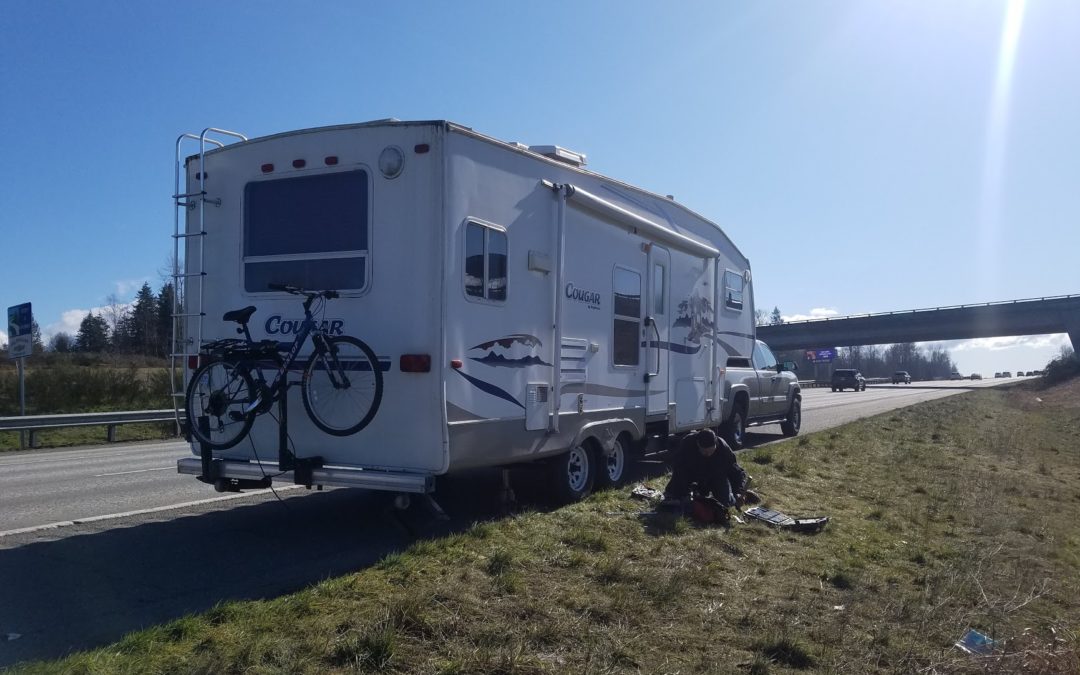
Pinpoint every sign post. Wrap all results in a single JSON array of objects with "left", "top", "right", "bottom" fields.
[{"left": 7, "top": 302, "right": 33, "bottom": 450}]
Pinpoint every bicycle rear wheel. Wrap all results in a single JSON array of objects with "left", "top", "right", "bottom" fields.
[
  {"left": 302, "top": 335, "right": 383, "bottom": 436},
  {"left": 185, "top": 359, "right": 256, "bottom": 450}
]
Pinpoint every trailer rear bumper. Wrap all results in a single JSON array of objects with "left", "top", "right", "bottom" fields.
[{"left": 177, "top": 457, "right": 434, "bottom": 493}]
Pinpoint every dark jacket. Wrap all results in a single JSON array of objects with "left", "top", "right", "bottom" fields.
[{"left": 664, "top": 431, "right": 747, "bottom": 505}]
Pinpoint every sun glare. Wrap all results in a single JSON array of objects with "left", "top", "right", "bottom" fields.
[{"left": 977, "top": 0, "right": 1026, "bottom": 293}]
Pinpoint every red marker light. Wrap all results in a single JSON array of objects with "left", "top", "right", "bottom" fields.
[
  {"left": 450, "top": 359, "right": 463, "bottom": 369},
  {"left": 292, "top": 159, "right": 306, "bottom": 168},
  {"left": 324, "top": 156, "right": 339, "bottom": 166},
  {"left": 400, "top": 354, "right": 432, "bottom": 372},
  {"left": 414, "top": 144, "right": 430, "bottom": 154},
  {"left": 187, "top": 355, "right": 201, "bottom": 370},
  {"left": 261, "top": 163, "right": 274, "bottom": 173}
]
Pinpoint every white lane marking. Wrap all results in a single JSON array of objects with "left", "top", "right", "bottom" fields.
[
  {"left": 0, "top": 443, "right": 190, "bottom": 468},
  {"left": 0, "top": 485, "right": 304, "bottom": 539},
  {"left": 94, "top": 467, "right": 174, "bottom": 477}
]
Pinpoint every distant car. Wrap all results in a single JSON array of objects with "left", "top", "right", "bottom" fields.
[
  {"left": 1002, "top": 371, "right": 1012, "bottom": 378},
  {"left": 892, "top": 370, "right": 911, "bottom": 384},
  {"left": 970, "top": 373, "right": 982, "bottom": 380},
  {"left": 994, "top": 372, "right": 1002, "bottom": 378},
  {"left": 1026, "top": 371, "right": 1035, "bottom": 376},
  {"left": 832, "top": 369, "right": 866, "bottom": 392},
  {"left": 949, "top": 372, "right": 963, "bottom": 380}
]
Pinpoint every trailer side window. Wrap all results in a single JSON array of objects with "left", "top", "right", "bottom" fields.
[
  {"left": 243, "top": 170, "right": 369, "bottom": 292},
  {"left": 724, "top": 270, "right": 744, "bottom": 311},
  {"left": 613, "top": 267, "right": 641, "bottom": 367},
  {"left": 464, "top": 221, "right": 507, "bottom": 302},
  {"left": 653, "top": 263, "right": 665, "bottom": 315}
]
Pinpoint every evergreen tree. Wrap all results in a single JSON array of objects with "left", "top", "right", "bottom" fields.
[
  {"left": 769, "top": 307, "right": 784, "bottom": 325},
  {"left": 31, "top": 319, "right": 45, "bottom": 354},
  {"left": 49, "top": 332, "right": 75, "bottom": 353},
  {"left": 76, "top": 312, "right": 110, "bottom": 352},
  {"left": 157, "top": 282, "right": 176, "bottom": 358},
  {"left": 128, "top": 282, "right": 158, "bottom": 356}
]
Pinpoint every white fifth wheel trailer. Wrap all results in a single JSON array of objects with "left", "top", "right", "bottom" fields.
[{"left": 173, "top": 120, "right": 763, "bottom": 501}]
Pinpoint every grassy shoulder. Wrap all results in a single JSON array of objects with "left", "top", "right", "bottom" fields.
[{"left": 13, "top": 381, "right": 1080, "bottom": 674}]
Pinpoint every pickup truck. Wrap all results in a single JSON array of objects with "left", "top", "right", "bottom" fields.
[{"left": 718, "top": 340, "right": 801, "bottom": 450}]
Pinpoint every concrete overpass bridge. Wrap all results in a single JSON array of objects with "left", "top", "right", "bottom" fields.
[{"left": 756, "top": 294, "right": 1080, "bottom": 352}]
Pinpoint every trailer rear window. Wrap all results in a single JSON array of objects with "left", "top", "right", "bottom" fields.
[
  {"left": 724, "top": 270, "right": 744, "bottom": 311},
  {"left": 464, "top": 221, "right": 507, "bottom": 302},
  {"left": 243, "top": 170, "right": 369, "bottom": 292}
]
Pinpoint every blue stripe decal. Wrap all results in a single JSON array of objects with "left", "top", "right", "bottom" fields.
[{"left": 452, "top": 369, "right": 525, "bottom": 409}]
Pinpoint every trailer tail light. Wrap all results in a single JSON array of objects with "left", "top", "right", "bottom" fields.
[
  {"left": 261, "top": 163, "right": 274, "bottom": 173},
  {"left": 400, "top": 354, "right": 431, "bottom": 373},
  {"left": 450, "top": 359, "right": 463, "bottom": 369},
  {"left": 188, "top": 355, "right": 201, "bottom": 370},
  {"left": 324, "top": 155, "right": 339, "bottom": 166},
  {"left": 292, "top": 159, "right": 306, "bottom": 168}
]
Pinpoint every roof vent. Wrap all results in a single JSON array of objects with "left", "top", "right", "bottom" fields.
[{"left": 528, "top": 144, "right": 587, "bottom": 168}]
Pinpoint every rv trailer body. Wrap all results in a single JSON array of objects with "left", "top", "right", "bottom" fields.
[{"left": 174, "top": 121, "right": 755, "bottom": 495}]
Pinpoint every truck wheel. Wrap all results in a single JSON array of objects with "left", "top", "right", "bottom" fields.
[
  {"left": 547, "top": 443, "right": 596, "bottom": 504},
  {"left": 722, "top": 408, "right": 746, "bottom": 451},
  {"left": 781, "top": 397, "right": 801, "bottom": 437},
  {"left": 595, "top": 433, "right": 630, "bottom": 489}
]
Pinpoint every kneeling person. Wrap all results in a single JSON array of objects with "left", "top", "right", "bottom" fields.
[{"left": 664, "top": 429, "right": 747, "bottom": 522}]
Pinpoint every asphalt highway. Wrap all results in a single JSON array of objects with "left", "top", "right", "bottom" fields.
[{"left": 0, "top": 376, "right": 1025, "bottom": 666}]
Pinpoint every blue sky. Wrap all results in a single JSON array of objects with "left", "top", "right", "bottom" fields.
[{"left": 1, "top": 0, "right": 1076, "bottom": 374}]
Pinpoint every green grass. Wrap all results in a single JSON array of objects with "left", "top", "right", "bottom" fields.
[{"left": 10, "top": 381, "right": 1080, "bottom": 674}]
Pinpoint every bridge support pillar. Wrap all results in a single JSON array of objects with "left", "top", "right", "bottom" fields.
[{"left": 1066, "top": 319, "right": 1080, "bottom": 355}]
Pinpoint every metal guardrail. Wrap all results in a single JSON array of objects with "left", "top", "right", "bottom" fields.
[{"left": 0, "top": 410, "right": 177, "bottom": 448}]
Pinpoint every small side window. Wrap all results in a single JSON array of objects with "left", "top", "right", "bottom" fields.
[
  {"left": 464, "top": 221, "right": 507, "bottom": 302},
  {"left": 653, "top": 263, "right": 665, "bottom": 315},
  {"left": 724, "top": 270, "right": 744, "bottom": 311},
  {"left": 613, "top": 266, "right": 641, "bottom": 367}
]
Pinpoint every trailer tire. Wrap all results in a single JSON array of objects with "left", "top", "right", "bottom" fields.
[
  {"left": 548, "top": 442, "right": 596, "bottom": 504},
  {"left": 722, "top": 406, "right": 746, "bottom": 451},
  {"left": 780, "top": 396, "right": 801, "bottom": 437},
  {"left": 596, "top": 433, "right": 632, "bottom": 489}
]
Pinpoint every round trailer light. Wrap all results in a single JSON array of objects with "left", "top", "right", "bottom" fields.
[{"left": 378, "top": 146, "right": 404, "bottom": 179}]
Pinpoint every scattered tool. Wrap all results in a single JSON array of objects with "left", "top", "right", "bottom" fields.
[{"left": 743, "top": 506, "right": 829, "bottom": 532}]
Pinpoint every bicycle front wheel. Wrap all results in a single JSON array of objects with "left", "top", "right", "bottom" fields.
[
  {"left": 185, "top": 359, "right": 257, "bottom": 450},
  {"left": 302, "top": 336, "right": 384, "bottom": 436}
]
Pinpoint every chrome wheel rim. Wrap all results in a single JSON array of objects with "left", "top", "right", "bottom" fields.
[
  {"left": 606, "top": 439, "right": 625, "bottom": 483},
  {"left": 567, "top": 446, "right": 590, "bottom": 493}
]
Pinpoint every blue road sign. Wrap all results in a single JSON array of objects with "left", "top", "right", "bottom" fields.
[{"left": 7, "top": 303, "right": 32, "bottom": 359}]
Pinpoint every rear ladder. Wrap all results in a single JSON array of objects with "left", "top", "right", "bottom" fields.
[{"left": 169, "top": 128, "right": 247, "bottom": 429}]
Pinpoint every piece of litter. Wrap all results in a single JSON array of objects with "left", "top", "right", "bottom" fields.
[
  {"left": 744, "top": 506, "right": 829, "bottom": 533},
  {"left": 955, "top": 628, "right": 998, "bottom": 655},
  {"left": 631, "top": 485, "right": 664, "bottom": 501},
  {"left": 6, "top": 633, "right": 20, "bottom": 641},
  {"left": 832, "top": 605, "right": 845, "bottom": 611},
  {"left": 1035, "top": 398, "right": 1043, "bottom": 403},
  {"left": 732, "top": 514, "right": 745, "bottom": 524}
]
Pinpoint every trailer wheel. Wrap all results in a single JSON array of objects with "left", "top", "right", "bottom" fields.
[
  {"left": 722, "top": 406, "right": 746, "bottom": 451},
  {"left": 548, "top": 443, "right": 596, "bottom": 504},
  {"left": 596, "top": 433, "right": 631, "bottom": 489}
]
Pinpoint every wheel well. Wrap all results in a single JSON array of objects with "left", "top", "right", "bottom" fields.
[{"left": 733, "top": 391, "right": 749, "bottom": 415}]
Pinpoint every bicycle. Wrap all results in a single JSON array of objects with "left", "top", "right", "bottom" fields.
[{"left": 184, "top": 284, "right": 383, "bottom": 450}]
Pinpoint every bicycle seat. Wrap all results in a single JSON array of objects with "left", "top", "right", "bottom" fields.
[{"left": 222, "top": 306, "right": 257, "bottom": 324}]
